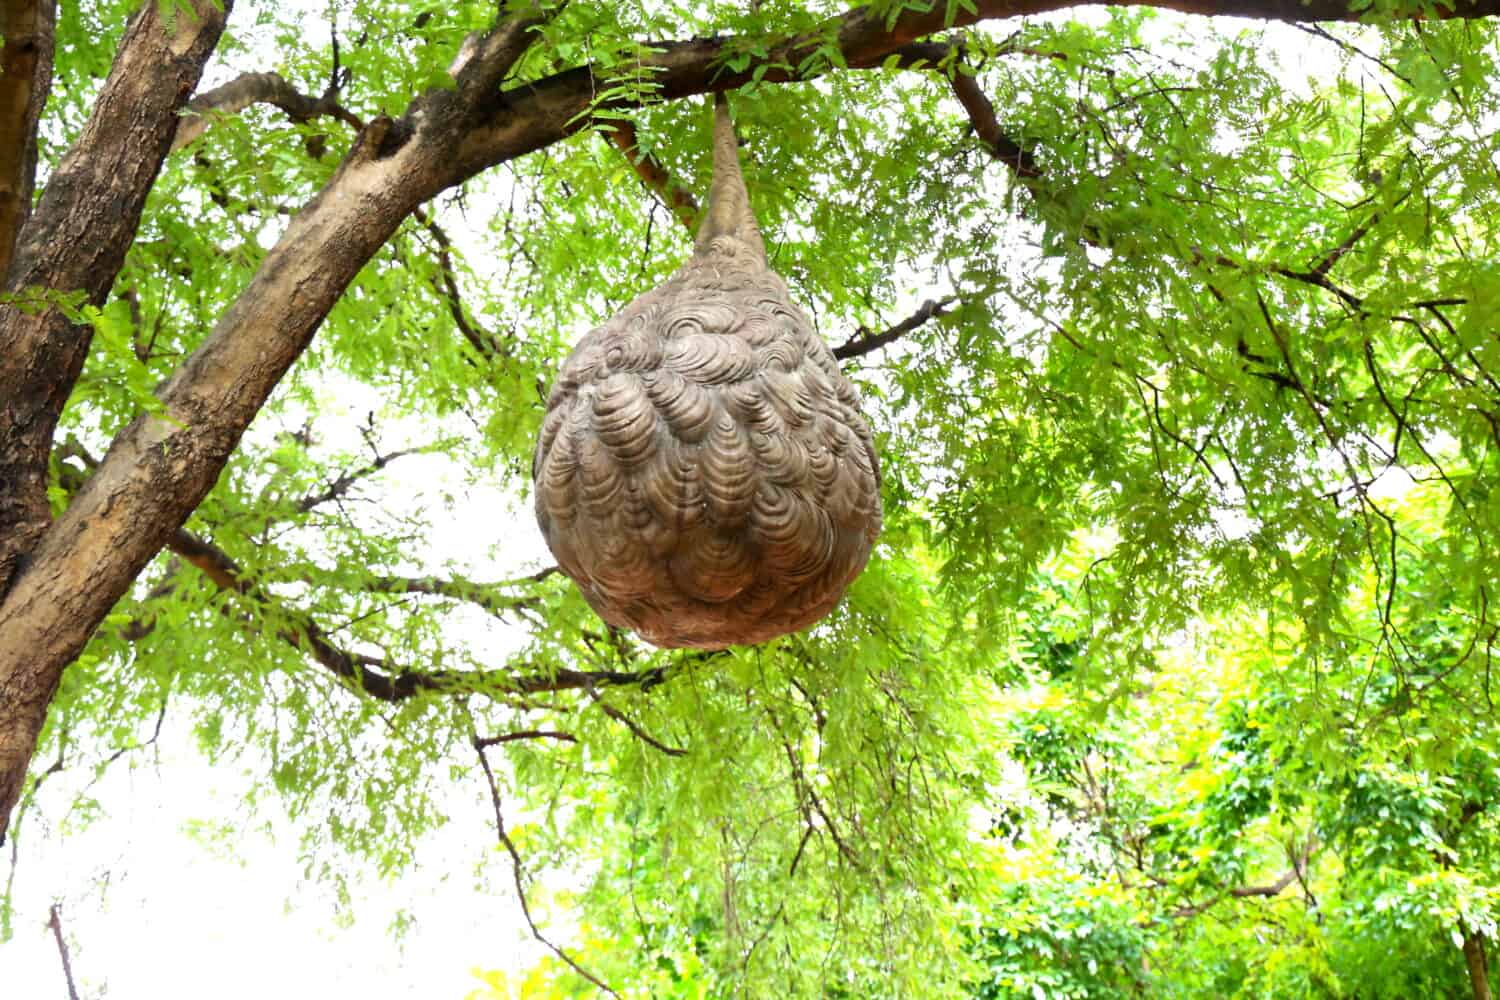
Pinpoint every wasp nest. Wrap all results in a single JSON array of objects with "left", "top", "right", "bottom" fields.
[{"left": 532, "top": 96, "right": 881, "bottom": 649}]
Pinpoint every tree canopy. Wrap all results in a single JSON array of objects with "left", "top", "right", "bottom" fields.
[{"left": 3, "top": 0, "right": 1500, "bottom": 996}]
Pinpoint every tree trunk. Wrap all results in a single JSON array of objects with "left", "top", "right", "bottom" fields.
[
  {"left": 0, "top": 5, "right": 555, "bottom": 841},
  {"left": 1465, "top": 929, "right": 1493, "bottom": 1000},
  {"left": 0, "top": 0, "right": 229, "bottom": 836},
  {"left": 0, "top": 0, "right": 56, "bottom": 280}
]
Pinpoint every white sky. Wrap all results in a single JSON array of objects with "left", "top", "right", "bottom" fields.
[{"left": 4, "top": 735, "right": 545, "bottom": 999}]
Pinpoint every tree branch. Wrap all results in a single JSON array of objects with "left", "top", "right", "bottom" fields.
[
  {"left": 454, "top": 0, "right": 1500, "bottom": 176},
  {"left": 600, "top": 119, "right": 700, "bottom": 231},
  {"left": 116, "top": 560, "right": 182, "bottom": 643},
  {"left": 472, "top": 733, "right": 620, "bottom": 997},
  {"left": 170, "top": 70, "right": 364, "bottom": 153},
  {"left": 474, "top": 729, "right": 577, "bottom": 747},
  {"left": 411, "top": 206, "right": 502, "bottom": 359},
  {"left": 0, "top": 0, "right": 56, "bottom": 280},
  {"left": 0, "top": 0, "right": 232, "bottom": 833},
  {"left": 360, "top": 573, "right": 544, "bottom": 619},
  {"left": 584, "top": 685, "right": 687, "bottom": 757},
  {"left": 292, "top": 442, "right": 437, "bottom": 515},
  {"left": 834, "top": 296, "right": 958, "bottom": 360},
  {"left": 161, "top": 524, "right": 666, "bottom": 704},
  {"left": 0, "top": 0, "right": 229, "bottom": 598},
  {"left": 159, "top": 527, "right": 474, "bottom": 701},
  {"left": 47, "top": 902, "right": 80, "bottom": 1000},
  {"left": 1169, "top": 835, "right": 1321, "bottom": 919},
  {"left": 875, "top": 41, "right": 1041, "bottom": 178},
  {"left": 1465, "top": 929, "right": 1494, "bottom": 1000},
  {"left": 447, "top": 3, "right": 559, "bottom": 106}
]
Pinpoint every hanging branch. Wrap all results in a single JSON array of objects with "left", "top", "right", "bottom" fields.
[
  {"left": 47, "top": 903, "right": 81, "bottom": 1000},
  {"left": 471, "top": 733, "right": 620, "bottom": 997}
]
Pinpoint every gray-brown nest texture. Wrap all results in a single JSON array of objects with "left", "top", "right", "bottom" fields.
[{"left": 533, "top": 97, "right": 881, "bottom": 649}]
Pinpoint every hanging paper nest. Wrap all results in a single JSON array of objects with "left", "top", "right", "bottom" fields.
[{"left": 533, "top": 96, "right": 881, "bottom": 649}]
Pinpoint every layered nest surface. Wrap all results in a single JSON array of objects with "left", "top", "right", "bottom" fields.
[{"left": 532, "top": 98, "right": 881, "bottom": 648}]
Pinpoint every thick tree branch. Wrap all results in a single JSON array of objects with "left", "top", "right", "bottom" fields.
[
  {"left": 447, "top": 3, "right": 558, "bottom": 105},
  {"left": 454, "top": 0, "right": 1500, "bottom": 176},
  {"left": 0, "top": 3, "right": 563, "bottom": 784},
  {"left": 0, "top": 0, "right": 55, "bottom": 280},
  {"left": 1, "top": 0, "right": 228, "bottom": 593},
  {"left": 1464, "top": 929, "right": 1493, "bottom": 1000},
  {"left": 170, "top": 70, "right": 363, "bottom": 153},
  {"left": 0, "top": 0, "right": 230, "bottom": 832},
  {"left": 1169, "top": 869, "right": 1300, "bottom": 918}
]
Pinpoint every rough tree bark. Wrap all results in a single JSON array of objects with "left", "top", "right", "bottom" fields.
[
  {"left": 0, "top": 0, "right": 230, "bottom": 828},
  {"left": 2, "top": 0, "right": 1500, "bottom": 842},
  {"left": 0, "top": 0, "right": 55, "bottom": 280},
  {"left": 0, "top": 0, "right": 229, "bottom": 592},
  {"left": 1465, "top": 929, "right": 1494, "bottom": 1000}
]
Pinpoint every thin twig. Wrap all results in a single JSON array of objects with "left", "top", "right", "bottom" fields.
[
  {"left": 293, "top": 443, "right": 439, "bottom": 514},
  {"left": 584, "top": 686, "right": 687, "bottom": 757},
  {"left": 411, "top": 206, "right": 502, "bottom": 359},
  {"left": 471, "top": 737, "right": 619, "bottom": 997},
  {"left": 833, "top": 296, "right": 958, "bottom": 360},
  {"left": 47, "top": 903, "right": 81, "bottom": 1000},
  {"left": 474, "top": 729, "right": 578, "bottom": 747}
]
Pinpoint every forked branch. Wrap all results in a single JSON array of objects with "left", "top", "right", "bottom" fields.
[{"left": 171, "top": 71, "right": 363, "bottom": 153}]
